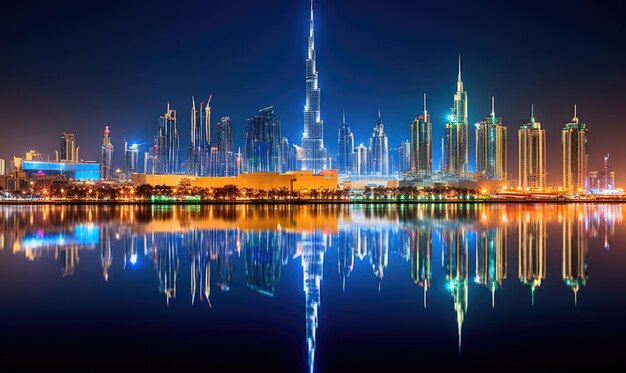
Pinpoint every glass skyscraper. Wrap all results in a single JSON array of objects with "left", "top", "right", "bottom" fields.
[
  {"left": 217, "top": 116, "right": 233, "bottom": 176},
  {"left": 368, "top": 111, "right": 389, "bottom": 176},
  {"left": 410, "top": 93, "right": 432, "bottom": 177},
  {"left": 101, "top": 126, "right": 113, "bottom": 180},
  {"left": 337, "top": 112, "right": 354, "bottom": 174},
  {"left": 476, "top": 97, "right": 507, "bottom": 180},
  {"left": 518, "top": 105, "right": 546, "bottom": 189},
  {"left": 156, "top": 103, "right": 179, "bottom": 174},
  {"left": 244, "top": 107, "right": 282, "bottom": 173},
  {"left": 561, "top": 105, "right": 588, "bottom": 192},
  {"left": 301, "top": 0, "right": 327, "bottom": 174},
  {"left": 443, "top": 56, "right": 469, "bottom": 176}
]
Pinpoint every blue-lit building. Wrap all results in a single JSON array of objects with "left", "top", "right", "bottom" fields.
[{"left": 22, "top": 160, "right": 101, "bottom": 181}]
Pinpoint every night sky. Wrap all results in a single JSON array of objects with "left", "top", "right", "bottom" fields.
[{"left": 1, "top": 0, "right": 625, "bottom": 185}]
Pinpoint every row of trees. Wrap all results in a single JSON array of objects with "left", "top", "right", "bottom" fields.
[{"left": 22, "top": 178, "right": 478, "bottom": 202}]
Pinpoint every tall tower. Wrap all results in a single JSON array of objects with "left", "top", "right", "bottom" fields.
[
  {"left": 368, "top": 110, "right": 389, "bottom": 176},
  {"left": 562, "top": 105, "right": 588, "bottom": 193},
  {"left": 518, "top": 105, "right": 546, "bottom": 189},
  {"left": 301, "top": 0, "right": 327, "bottom": 173},
  {"left": 443, "top": 55, "right": 469, "bottom": 176},
  {"left": 244, "top": 107, "right": 283, "bottom": 173},
  {"left": 217, "top": 116, "right": 233, "bottom": 176},
  {"left": 101, "top": 126, "right": 114, "bottom": 180},
  {"left": 61, "top": 133, "right": 77, "bottom": 163},
  {"left": 337, "top": 111, "right": 354, "bottom": 174},
  {"left": 410, "top": 93, "right": 432, "bottom": 177},
  {"left": 476, "top": 97, "right": 507, "bottom": 180},
  {"left": 156, "top": 103, "right": 179, "bottom": 174}
]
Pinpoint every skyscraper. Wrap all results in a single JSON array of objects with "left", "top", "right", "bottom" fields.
[
  {"left": 124, "top": 141, "right": 139, "bottom": 179},
  {"left": 562, "top": 105, "right": 588, "bottom": 193},
  {"left": 353, "top": 143, "right": 368, "bottom": 175},
  {"left": 217, "top": 116, "right": 233, "bottom": 176},
  {"left": 61, "top": 133, "right": 77, "bottom": 163},
  {"left": 476, "top": 97, "right": 507, "bottom": 180},
  {"left": 187, "top": 96, "right": 212, "bottom": 176},
  {"left": 598, "top": 154, "right": 615, "bottom": 190},
  {"left": 301, "top": 0, "right": 327, "bottom": 173},
  {"left": 368, "top": 110, "right": 389, "bottom": 176},
  {"left": 390, "top": 140, "right": 410, "bottom": 175},
  {"left": 443, "top": 55, "right": 469, "bottom": 176},
  {"left": 337, "top": 112, "right": 354, "bottom": 174},
  {"left": 0, "top": 159, "right": 5, "bottom": 176},
  {"left": 101, "top": 126, "right": 114, "bottom": 180},
  {"left": 244, "top": 107, "right": 283, "bottom": 173},
  {"left": 410, "top": 93, "right": 432, "bottom": 178},
  {"left": 518, "top": 105, "right": 546, "bottom": 189},
  {"left": 156, "top": 103, "right": 179, "bottom": 174}
]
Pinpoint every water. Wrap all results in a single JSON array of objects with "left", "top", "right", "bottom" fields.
[{"left": 1, "top": 203, "right": 625, "bottom": 370}]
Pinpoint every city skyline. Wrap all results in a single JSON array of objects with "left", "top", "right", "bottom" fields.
[{"left": 1, "top": 1, "right": 625, "bottom": 185}]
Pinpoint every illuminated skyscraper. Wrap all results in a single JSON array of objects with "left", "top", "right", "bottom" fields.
[
  {"left": 156, "top": 103, "right": 179, "bottom": 174},
  {"left": 124, "top": 141, "right": 139, "bottom": 180},
  {"left": 475, "top": 227, "right": 507, "bottom": 307},
  {"left": 518, "top": 105, "right": 546, "bottom": 188},
  {"left": 0, "top": 159, "right": 5, "bottom": 175},
  {"left": 217, "top": 116, "right": 233, "bottom": 176},
  {"left": 61, "top": 133, "right": 77, "bottom": 163},
  {"left": 476, "top": 97, "right": 507, "bottom": 180},
  {"left": 101, "top": 126, "right": 114, "bottom": 180},
  {"left": 518, "top": 208, "right": 546, "bottom": 304},
  {"left": 244, "top": 107, "right": 283, "bottom": 173},
  {"left": 390, "top": 140, "right": 411, "bottom": 175},
  {"left": 301, "top": 0, "right": 327, "bottom": 173},
  {"left": 410, "top": 93, "right": 432, "bottom": 177},
  {"left": 443, "top": 55, "right": 469, "bottom": 176},
  {"left": 562, "top": 105, "right": 588, "bottom": 192},
  {"left": 599, "top": 154, "right": 615, "bottom": 190},
  {"left": 562, "top": 205, "right": 587, "bottom": 305},
  {"left": 337, "top": 112, "right": 354, "bottom": 174},
  {"left": 353, "top": 143, "right": 368, "bottom": 175},
  {"left": 368, "top": 110, "right": 389, "bottom": 176}
]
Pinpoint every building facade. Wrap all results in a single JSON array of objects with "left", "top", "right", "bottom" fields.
[
  {"left": 125, "top": 141, "right": 139, "bottom": 179},
  {"left": 368, "top": 111, "right": 389, "bottom": 176},
  {"left": 301, "top": 0, "right": 327, "bottom": 173},
  {"left": 410, "top": 93, "right": 432, "bottom": 177},
  {"left": 353, "top": 144, "right": 368, "bottom": 175},
  {"left": 245, "top": 107, "right": 282, "bottom": 173},
  {"left": 443, "top": 56, "right": 469, "bottom": 176},
  {"left": 156, "top": 103, "right": 179, "bottom": 174},
  {"left": 337, "top": 112, "right": 354, "bottom": 174},
  {"left": 101, "top": 126, "right": 114, "bottom": 180},
  {"left": 61, "top": 133, "right": 77, "bottom": 163},
  {"left": 217, "top": 116, "right": 233, "bottom": 176},
  {"left": 390, "top": 140, "right": 411, "bottom": 176},
  {"left": 476, "top": 97, "right": 507, "bottom": 180},
  {"left": 561, "top": 105, "right": 588, "bottom": 192},
  {"left": 518, "top": 105, "right": 546, "bottom": 189}
]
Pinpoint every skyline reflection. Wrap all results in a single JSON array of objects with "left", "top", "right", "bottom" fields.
[{"left": 0, "top": 203, "right": 623, "bottom": 372}]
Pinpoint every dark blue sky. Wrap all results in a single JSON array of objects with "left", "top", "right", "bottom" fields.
[{"left": 1, "top": 0, "right": 625, "bottom": 184}]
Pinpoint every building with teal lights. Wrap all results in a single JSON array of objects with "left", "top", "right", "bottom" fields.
[{"left": 22, "top": 160, "right": 101, "bottom": 181}]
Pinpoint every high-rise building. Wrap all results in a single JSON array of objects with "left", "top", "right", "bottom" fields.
[
  {"left": 368, "top": 110, "right": 389, "bottom": 176},
  {"left": 562, "top": 105, "right": 588, "bottom": 193},
  {"left": 124, "top": 141, "right": 139, "bottom": 179},
  {"left": 518, "top": 105, "right": 546, "bottom": 189},
  {"left": 101, "top": 126, "right": 114, "bottom": 180},
  {"left": 61, "top": 133, "right": 77, "bottom": 163},
  {"left": 282, "top": 138, "right": 298, "bottom": 173},
  {"left": 301, "top": 0, "right": 327, "bottom": 174},
  {"left": 337, "top": 112, "right": 354, "bottom": 174},
  {"left": 155, "top": 103, "right": 179, "bottom": 174},
  {"left": 599, "top": 154, "right": 615, "bottom": 190},
  {"left": 476, "top": 97, "right": 507, "bottom": 180},
  {"left": 353, "top": 144, "right": 368, "bottom": 175},
  {"left": 390, "top": 140, "right": 411, "bottom": 175},
  {"left": 0, "top": 159, "right": 5, "bottom": 176},
  {"left": 410, "top": 93, "right": 432, "bottom": 178},
  {"left": 443, "top": 55, "right": 469, "bottom": 176},
  {"left": 186, "top": 96, "right": 212, "bottom": 176},
  {"left": 244, "top": 107, "right": 283, "bottom": 173},
  {"left": 217, "top": 116, "right": 233, "bottom": 176}
]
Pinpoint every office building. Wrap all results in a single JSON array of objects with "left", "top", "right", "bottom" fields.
[
  {"left": 561, "top": 105, "right": 588, "bottom": 192},
  {"left": 125, "top": 141, "right": 139, "bottom": 179},
  {"left": 476, "top": 97, "right": 507, "bottom": 180},
  {"left": 244, "top": 107, "right": 283, "bottom": 173},
  {"left": 518, "top": 105, "right": 546, "bottom": 189},
  {"left": 217, "top": 116, "right": 233, "bottom": 176},
  {"left": 101, "top": 126, "right": 114, "bottom": 180},
  {"left": 337, "top": 112, "right": 354, "bottom": 174},
  {"left": 155, "top": 103, "right": 179, "bottom": 174},
  {"left": 443, "top": 55, "right": 469, "bottom": 176},
  {"left": 368, "top": 110, "right": 389, "bottom": 176},
  {"left": 61, "top": 133, "right": 77, "bottom": 163},
  {"left": 410, "top": 93, "right": 432, "bottom": 177}
]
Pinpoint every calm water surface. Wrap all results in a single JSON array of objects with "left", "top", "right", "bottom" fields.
[{"left": 1, "top": 203, "right": 625, "bottom": 371}]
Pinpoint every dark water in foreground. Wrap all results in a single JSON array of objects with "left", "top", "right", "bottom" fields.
[{"left": 1, "top": 203, "right": 625, "bottom": 371}]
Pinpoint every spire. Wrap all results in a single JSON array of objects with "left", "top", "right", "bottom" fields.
[
  {"left": 378, "top": 108, "right": 381, "bottom": 123},
  {"left": 572, "top": 104, "right": 578, "bottom": 123},
  {"left": 192, "top": 96, "right": 196, "bottom": 110},
  {"left": 530, "top": 104, "right": 535, "bottom": 123},
  {"left": 458, "top": 53, "right": 462, "bottom": 82},
  {"left": 309, "top": 0, "right": 315, "bottom": 38},
  {"left": 456, "top": 53, "right": 464, "bottom": 93},
  {"left": 342, "top": 110, "right": 346, "bottom": 126},
  {"left": 491, "top": 96, "right": 495, "bottom": 118},
  {"left": 423, "top": 93, "right": 428, "bottom": 119}
]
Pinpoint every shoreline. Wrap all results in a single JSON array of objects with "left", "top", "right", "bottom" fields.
[{"left": 1, "top": 199, "right": 626, "bottom": 205}]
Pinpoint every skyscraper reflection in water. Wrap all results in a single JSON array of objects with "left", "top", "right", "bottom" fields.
[
  {"left": 3, "top": 204, "right": 626, "bottom": 372},
  {"left": 562, "top": 205, "right": 588, "bottom": 305},
  {"left": 518, "top": 208, "right": 546, "bottom": 305}
]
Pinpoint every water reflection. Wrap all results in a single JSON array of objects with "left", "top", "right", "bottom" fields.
[{"left": 0, "top": 203, "right": 624, "bottom": 372}]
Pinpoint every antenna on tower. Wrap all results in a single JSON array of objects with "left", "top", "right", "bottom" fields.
[
  {"left": 530, "top": 104, "right": 535, "bottom": 122},
  {"left": 491, "top": 96, "right": 495, "bottom": 118},
  {"left": 423, "top": 93, "right": 427, "bottom": 118},
  {"left": 573, "top": 104, "right": 578, "bottom": 123}
]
